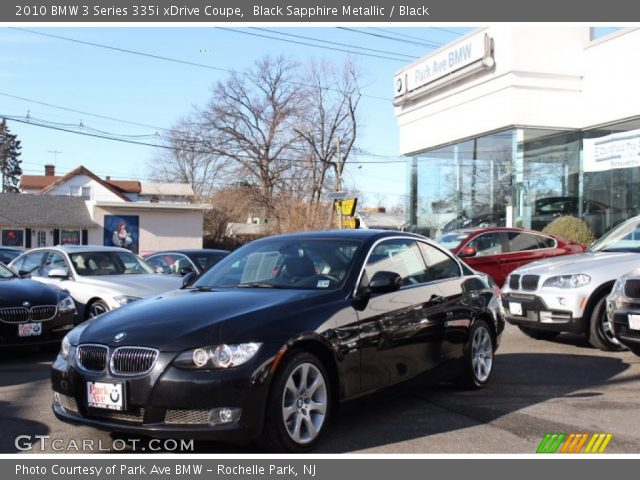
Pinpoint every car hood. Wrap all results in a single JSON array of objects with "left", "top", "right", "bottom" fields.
[
  {"left": 0, "top": 278, "right": 60, "bottom": 307},
  {"left": 76, "top": 287, "right": 337, "bottom": 351},
  {"left": 513, "top": 251, "right": 640, "bottom": 278},
  {"left": 75, "top": 274, "right": 181, "bottom": 298}
]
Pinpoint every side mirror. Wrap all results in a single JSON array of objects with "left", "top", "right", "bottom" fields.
[
  {"left": 368, "top": 271, "right": 402, "bottom": 294},
  {"left": 179, "top": 266, "right": 194, "bottom": 276},
  {"left": 48, "top": 268, "right": 69, "bottom": 279},
  {"left": 18, "top": 270, "right": 32, "bottom": 279},
  {"left": 182, "top": 271, "right": 197, "bottom": 289},
  {"left": 458, "top": 246, "right": 477, "bottom": 258}
]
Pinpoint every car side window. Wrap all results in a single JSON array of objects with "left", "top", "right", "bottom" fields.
[
  {"left": 364, "top": 239, "right": 429, "bottom": 287},
  {"left": 418, "top": 242, "right": 461, "bottom": 280},
  {"left": 467, "top": 232, "right": 503, "bottom": 257},
  {"left": 16, "top": 251, "right": 47, "bottom": 275},
  {"left": 507, "top": 232, "right": 541, "bottom": 252},
  {"left": 41, "top": 252, "right": 69, "bottom": 277},
  {"left": 147, "top": 255, "right": 172, "bottom": 274},
  {"left": 536, "top": 235, "right": 555, "bottom": 249}
]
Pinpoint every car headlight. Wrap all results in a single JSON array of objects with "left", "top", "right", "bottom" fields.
[
  {"left": 542, "top": 274, "right": 591, "bottom": 289},
  {"left": 57, "top": 294, "right": 76, "bottom": 314},
  {"left": 60, "top": 334, "right": 71, "bottom": 360},
  {"left": 173, "top": 343, "right": 262, "bottom": 369},
  {"left": 113, "top": 295, "right": 142, "bottom": 306}
]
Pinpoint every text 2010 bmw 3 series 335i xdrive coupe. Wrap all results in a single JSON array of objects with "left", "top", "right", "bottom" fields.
[{"left": 51, "top": 230, "right": 504, "bottom": 452}]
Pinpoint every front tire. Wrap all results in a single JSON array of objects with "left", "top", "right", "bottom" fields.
[
  {"left": 518, "top": 325, "right": 561, "bottom": 340},
  {"left": 588, "top": 296, "right": 625, "bottom": 351},
  {"left": 457, "top": 319, "right": 495, "bottom": 389},
  {"left": 258, "top": 351, "right": 331, "bottom": 452},
  {"left": 86, "top": 299, "right": 109, "bottom": 319}
]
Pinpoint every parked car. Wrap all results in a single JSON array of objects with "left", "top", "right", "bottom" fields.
[
  {"left": 607, "top": 269, "right": 640, "bottom": 357},
  {"left": 437, "top": 227, "right": 584, "bottom": 287},
  {"left": 51, "top": 230, "right": 504, "bottom": 452},
  {"left": 442, "top": 212, "right": 507, "bottom": 233},
  {"left": 9, "top": 246, "right": 181, "bottom": 321},
  {"left": 0, "top": 247, "right": 22, "bottom": 265},
  {"left": 502, "top": 215, "right": 640, "bottom": 350},
  {"left": 144, "top": 249, "right": 230, "bottom": 276},
  {"left": 0, "top": 261, "right": 76, "bottom": 348}
]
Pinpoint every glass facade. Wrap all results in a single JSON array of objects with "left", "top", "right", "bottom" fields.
[{"left": 408, "top": 117, "right": 640, "bottom": 238}]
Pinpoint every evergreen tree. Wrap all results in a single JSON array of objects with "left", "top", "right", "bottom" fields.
[{"left": 0, "top": 119, "right": 23, "bottom": 193}]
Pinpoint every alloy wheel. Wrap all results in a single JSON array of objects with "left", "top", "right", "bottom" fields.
[
  {"left": 88, "top": 301, "right": 108, "bottom": 318},
  {"left": 471, "top": 326, "right": 493, "bottom": 383},
  {"left": 281, "top": 362, "right": 328, "bottom": 445}
]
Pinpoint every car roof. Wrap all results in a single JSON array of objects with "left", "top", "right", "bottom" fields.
[
  {"left": 443, "top": 226, "right": 554, "bottom": 237},
  {"left": 27, "top": 245, "right": 133, "bottom": 254},
  {"left": 251, "top": 229, "right": 427, "bottom": 242},
  {"left": 148, "top": 249, "right": 230, "bottom": 255}
]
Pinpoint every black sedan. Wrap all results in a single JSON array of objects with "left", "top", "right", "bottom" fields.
[
  {"left": 51, "top": 230, "right": 504, "bottom": 452},
  {"left": 144, "top": 249, "right": 230, "bottom": 276},
  {"left": 0, "top": 261, "right": 76, "bottom": 347}
]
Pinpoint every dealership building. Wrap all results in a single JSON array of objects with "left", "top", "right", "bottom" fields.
[{"left": 394, "top": 27, "right": 640, "bottom": 237}]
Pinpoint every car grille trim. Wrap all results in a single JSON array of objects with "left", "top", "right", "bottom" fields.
[
  {"left": 55, "top": 393, "right": 79, "bottom": 413},
  {"left": 89, "top": 408, "right": 145, "bottom": 424},
  {"left": 76, "top": 344, "right": 109, "bottom": 372},
  {"left": 509, "top": 275, "right": 520, "bottom": 290},
  {"left": 0, "top": 305, "right": 58, "bottom": 323},
  {"left": 624, "top": 279, "right": 640, "bottom": 299},
  {"left": 521, "top": 275, "right": 540, "bottom": 291},
  {"left": 164, "top": 409, "right": 211, "bottom": 425},
  {"left": 110, "top": 346, "right": 159, "bottom": 376}
]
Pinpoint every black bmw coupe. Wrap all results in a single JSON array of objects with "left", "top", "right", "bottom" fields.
[
  {"left": 0, "top": 261, "right": 76, "bottom": 347},
  {"left": 51, "top": 230, "right": 504, "bottom": 451}
]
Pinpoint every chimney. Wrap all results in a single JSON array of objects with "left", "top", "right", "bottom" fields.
[
  {"left": 106, "top": 176, "right": 111, "bottom": 181},
  {"left": 378, "top": 206, "right": 386, "bottom": 213},
  {"left": 44, "top": 164, "right": 55, "bottom": 176}
]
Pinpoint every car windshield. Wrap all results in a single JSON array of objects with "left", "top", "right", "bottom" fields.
[
  {"left": 194, "top": 238, "right": 362, "bottom": 290},
  {"left": 189, "top": 252, "right": 228, "bottom": 272},
  {"left": 589, "top": 218, "right": 640, "bottom": 253},
  {"left": 436, "top": 231, "right": 471, "bottom": 250},
  {"left": 0, "top": 262, "right": 16, "bottom": 279},
  {"left": 70, "top": 251, "right": 156, "bottom": 276}
]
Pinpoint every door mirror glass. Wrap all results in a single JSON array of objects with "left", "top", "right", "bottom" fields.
[
  {"left": 368, "top": 271, "right": 402, "bottom": 294},
  {"left": 458, "top": 246, "right": 477, "bottom": 258}
]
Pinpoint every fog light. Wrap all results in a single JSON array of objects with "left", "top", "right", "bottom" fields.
[
  {"left": 558, "top": 297, "right": 567, "bottom": 306},
  {"left": 209, "top": 407, "right": 241, "bottom": 426}
]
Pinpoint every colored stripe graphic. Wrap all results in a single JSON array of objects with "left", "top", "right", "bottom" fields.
[{"left": 537, "top": 433, "right": 613, "bottom": 453}]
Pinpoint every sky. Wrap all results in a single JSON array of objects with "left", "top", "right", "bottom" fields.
[{"left": 0, "top": 26, "right": 470, "bottom": 207}]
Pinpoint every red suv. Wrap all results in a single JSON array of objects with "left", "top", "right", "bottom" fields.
[{"left": 436, "top": 227, "right": 585, "bottom": 287}]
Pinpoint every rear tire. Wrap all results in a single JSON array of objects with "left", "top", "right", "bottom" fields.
[
  {"left": 518, "top": 325, "right": 561, "bottom": 340},
  {"left": 456, "top": 319, "right": 495, "bottom": 390},
  {"left": 588, "top": 296, "right": 625, "bottom": 351},
  {"left": 257, "top": 351, "right": 331, "bottom": 452},
  {"left": 86, "top": 299, "right": 109, "bottom": 319}
]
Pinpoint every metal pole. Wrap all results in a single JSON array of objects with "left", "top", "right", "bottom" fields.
[{"left": 337, "top": 136, "right": 343, "bottom": 229}]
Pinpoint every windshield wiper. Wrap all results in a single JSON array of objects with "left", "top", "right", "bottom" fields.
[{"left": 235, "top": 283, "right": 283, "bottom": 289}]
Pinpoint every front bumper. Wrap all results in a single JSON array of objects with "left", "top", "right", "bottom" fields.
[
  {"left": 611, "top": 309, "right": 640, "bottom": 349},
  {"left": 0, "top": 311, "right": 75, "bottom": 348},
  {"left": 51, "top": 344, "right": 280, "bottom": 442},
  {"left": 501, "top": 293, "right": 586, "bottom": 333}
]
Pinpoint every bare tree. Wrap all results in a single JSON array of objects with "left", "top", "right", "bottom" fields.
[
  {"left": 295, "top": 59, "right": 361, "bottom": 205},
  {"left": 151, "top": 116, "right": 226, "bottom": 201},
  {"left": 200, "top": 56, "right": 303, "bottom": 224}
]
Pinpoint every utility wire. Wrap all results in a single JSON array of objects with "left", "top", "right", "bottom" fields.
[
  {"left": 218, "top": 27, "right": 411, "bottom": 63},
  {"left": 251, "top": 27, "right": 419, "bottom": 60},
  {"left": 337, "top": 27, "right": 442, "bottom": 49},
  {"left": 10, "top": 27, "right": 392, "bottom": 102}
]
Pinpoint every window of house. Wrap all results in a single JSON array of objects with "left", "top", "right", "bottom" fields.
[
  {"left": 81, "top": 187, "right": 91, "bottom": 199},
  {"left": 37, "top": 231, "right": 47, "bottom": 248},
  {"left": 69, "top": 186, "right": 81, "bottom": 196},
  {"left": 1, "top": 229, "right": 24, "bottom": 247}
]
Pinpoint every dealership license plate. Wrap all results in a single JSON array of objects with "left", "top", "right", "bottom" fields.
[
  {"left": 87, "top": 382, "right": 124, "bottom": 411},
  {"left": 629, "top": 315, "right": 640, "bottom": 331},
  {"left": 18, "top": 322, "right": 42, "bottom": 337},
  {"left": 509, "top": 302, "right": 523, "bottom": 316}
]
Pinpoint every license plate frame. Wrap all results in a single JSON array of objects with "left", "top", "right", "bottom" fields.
[
  {"left": 629, "top": 314, "right": 640, "bottom": 331},
  {"left": 86, "top": 381, "right": 125, "bottom": 411},
  {"left": 509, "top": 302, "right": 523, "bottom": 316},
  {"left": 18, "top": 322, "right": 42, "bottom": 337}
]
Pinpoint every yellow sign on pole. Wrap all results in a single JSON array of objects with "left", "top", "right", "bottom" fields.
[
  {"left": 341, "top": 216, "right": 360, "bottom": 229},
  {"left": 334, "top": 198, "right": 357, "bottom": 216}
]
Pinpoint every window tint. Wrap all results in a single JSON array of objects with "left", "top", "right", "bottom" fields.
[
  {"left": 364, "top": 239, "right": 429, "bottom": 287},
  {"left": 507, "top": 232, "right": 541, "bottom": 252},
  {"left": 467, "top": 232, "right": 503, "bottom": 257},
  {"left": 16, "top": 252, "right": 47, "bottom": 275},
  {"left": 418, "top": 242, "right": 461, "bottom": 281},
  {"left": 537, "top": 235, "right": 555, "bottom": 249},
  {"left": 146, "top": 255, "right": 172, "bottom": 274},
  {"left": 42, "top": 252, "right": 69, "bottom": 277}
]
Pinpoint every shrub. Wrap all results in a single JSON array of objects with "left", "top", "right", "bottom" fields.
[{"left": 542, "top": 216, "right": 596, "bottom": 245}]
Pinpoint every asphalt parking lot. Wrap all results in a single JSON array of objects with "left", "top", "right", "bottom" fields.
[{"left": 2, "top": 323, "right": 639, "bottom": 454}]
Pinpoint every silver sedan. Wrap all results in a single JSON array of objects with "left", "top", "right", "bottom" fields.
[{"left": 10, "top": 246, "right": 182, "bottom": 321}]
